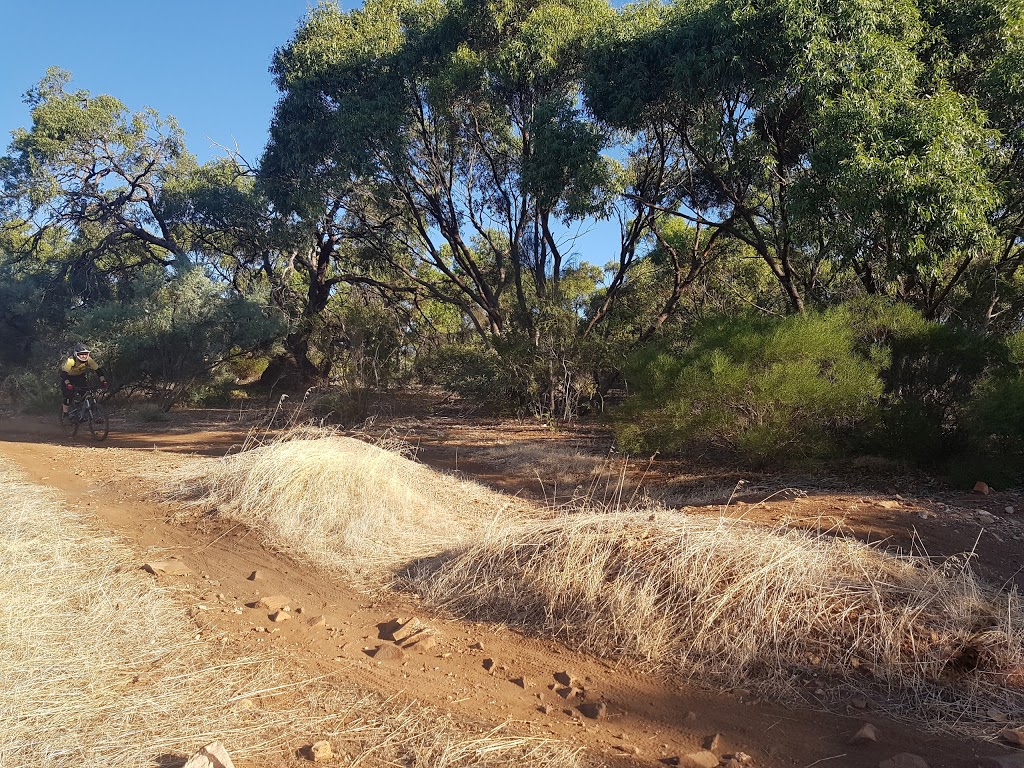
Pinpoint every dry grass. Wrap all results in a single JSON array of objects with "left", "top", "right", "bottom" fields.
[
  {"left": 0, "top": 461, "right": 310, "bottom": 767},
  {"left": 475, "top": 443, "right": 612, "bottom": 489},
  {"left": 162, "top": 431, "right": 526, "bottom": 581},
  {"left": 0, "top": 458, "right": 582, "bottom": 768},
  {"left": 158, "top": 431, "right": 1024, "bottom": 732},
  {"left": 407, "top": 510, "right": 1024, "bottom": 732}
]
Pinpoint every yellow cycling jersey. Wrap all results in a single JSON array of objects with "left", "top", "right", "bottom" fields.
[{"left": 61, "top": 356, "right": 100, "bottom": 377}]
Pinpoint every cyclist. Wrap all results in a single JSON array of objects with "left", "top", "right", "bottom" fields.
[{"left": 60, "top": 343, "right": 108, "bottom": 420}]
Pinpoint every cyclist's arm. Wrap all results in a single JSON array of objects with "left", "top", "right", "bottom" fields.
[{"left": 60, "top": 358, "right": 76, "bottom": 380}]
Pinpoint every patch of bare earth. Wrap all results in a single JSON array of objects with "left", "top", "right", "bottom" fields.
[{"left": 0, "top": 410, "right": 1021, "bottom": 768}]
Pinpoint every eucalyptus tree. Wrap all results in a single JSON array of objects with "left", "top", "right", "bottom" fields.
[
  {"left": 586, "top": 0, "right": 1000, "bottom": 318},
  {"left": 263, "top": 0, "right": 631, "bottom": 349},
  {"left": 0, "top": 69, "right": 199, "bottom": 300}
]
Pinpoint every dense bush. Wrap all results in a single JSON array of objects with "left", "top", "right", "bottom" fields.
[{"left": 614, "top": 307, "right": 887, "bottom": 461}]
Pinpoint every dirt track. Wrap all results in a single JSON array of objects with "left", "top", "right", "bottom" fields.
[{"left": 0, "top": 410, "right": 1020, "bottom": 768}]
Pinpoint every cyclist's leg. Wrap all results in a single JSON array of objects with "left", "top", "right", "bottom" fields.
[{"left": 62, "top": 375, "right": 87, "bottom": 417}]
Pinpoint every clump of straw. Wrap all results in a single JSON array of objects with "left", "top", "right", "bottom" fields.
[
  {"left": 408, "top": 510, "right": 1024, "bottom": 732},
  {"left": 163, "top": 433, "right": 523, "bottom": 580},
  {"left": 0, "top": 462, "right": 310, "bottom": 767}
]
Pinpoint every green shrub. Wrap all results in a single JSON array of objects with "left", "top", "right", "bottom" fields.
[
  {"left": 1, "top": 371, "right": 59, "bottom": 414},
  {"left": 615, "top": 308, "right": 886, "bottom": 462},
  {"left": 417, "top": 343, "right": 532, "bottom": 413}
]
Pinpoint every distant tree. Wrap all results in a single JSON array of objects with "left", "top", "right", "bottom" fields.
[{"left": 0, "top": 68, "right": 199, "bottom": 297}]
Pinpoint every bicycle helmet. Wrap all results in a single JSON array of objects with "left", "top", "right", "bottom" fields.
[{"left": 73, "top": 343, "right": 91, "bottom": 361}]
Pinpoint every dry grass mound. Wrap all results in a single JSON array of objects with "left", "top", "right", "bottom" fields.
[
  {"left": 163, "top": 433, "right": 524, "bottom": 580},
  {"left": 408, "top": 510, "right": 1024, "bottom": 731},
  {"left": 0, "top": 462, "right": 304, "bottom": 767}
]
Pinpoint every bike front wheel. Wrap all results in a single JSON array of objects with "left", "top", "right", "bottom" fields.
[
  {"left": 60, "top": 406, "right": 79, "bottom": 438},
  {"left": 88, "top": 401, "right": 109, "bottom": 441}
]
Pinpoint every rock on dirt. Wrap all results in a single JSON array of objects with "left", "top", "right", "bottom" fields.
[
  {"left": 850, "top": 722, "right": 880, "bottom": 744},
  {"left": 702, "top": 733, "right": 722, "bottom": 750},
  {"left": 249, "top": 595, "right": 291, "bottom": 611},
  {"left": 304, "top": 740, "right": 333, "bottom": 762},
  {"left": 680, "top": 750, "right": 720, "bottom": 768},
  {"left": 370, "top": 643, "right": 406, "bottom": 661},
  {"left": 578, "top": 701, "right": 607, "bottom": 720},
  {"left": 554, "top": 671, "right": 578, "bottom": 687},
  {"left": 142, "top": 559, "right": 191, "bottom": 577},
  {"left": 269, "top": 610, "right": 290, "bottom": 623},
  {"left": 878, "top": 754, "right": 929, "bottom": 768},
  {"left": 999, "top": 726, "right": 1024, "bottom": 746},
  {"left": 183, "top": 741, "right": 234, "bottom": 768},
  {"left": 974, "top": 481, "right": 991, "bottom": 495}
]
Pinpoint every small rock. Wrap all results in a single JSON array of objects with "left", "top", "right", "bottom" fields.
[
  {"left": 878, "top": 500, "right": 901, "bottom": 510},
  {"left": 659, "top": 758, "right": 680, "bottom": 767},
  {"left": 407, "top": 634, "right": 438, "bottom": 651},
  {"left": 578, "top": 701, "right": 607, "bottom": 720},
  {"left": 306, "top": 740, "right": 333, "bottom": 762},
  {"left": 509, "top": 676, "right": 529, "bottom": 688},
  {"left": 377, "top": 617, "right": 406, "bottom": 641},
  {"left": 988, "top": 709, "right": 1010, "bottom": 723},
  {"left": 469, "top": 641, "right": 485, "bottom": 651},
  {"left": 142, "top": 559, "right": 191, "bottom": 577},
  {"left": 249, "top": 595, "right": 291, "bottom": 611},
  {"left": 879, "top": 754, "right": 929, "bottom": 768},
  {"left": 616, "top": 744, "right": 641, "bottom": 756},
  {"left": 1000, "top": 726, "right": 1024, "bottom": 746},
  {"left": 392, "top": 617, "right": 425, "bottom": 643},
  {"left": 538, "top": 704, "right": 552, "bottom": 714},
  {"left": 183, "top": 741, "right": 234, "bottom": 768},
  {"left": 554, "top": 671, "right": 577, "bottom": 687},
  {"left": 729, "top": 754, "right": 753, "bottom": 765},
  {"left": 371, "top": 643, "right": 406, "bottom": 661},
  {"left": 247, "top": 570, "right": 261, "bottom": 581},
  {"left": 1006, "top": 506, "right": 1015, "bottom": 514},
  {"left": 269, "top": 610, "right": 290, "bottom": 623},
  {"left": 850, "top": 722, "right": 879, "bottom": 745},
  {"left": 850, "top": 697, "right": 868, "bottom": 709},
  {"left": 975, "top": 481, "right": 991, "bottom": 495},
  {"left": 702, "top": 734, "right": 721, "bottom": 751},
  {"left": 482, "top": 658, "right": 495, "bottom": 672},
  {"left": 555, "top": 686, "right": 581, "bottom": 699},
  {"left": 681, "top": 750, "right": 720, "bottom": 768},
  {"left": 306, "top": 615, "right": 326, "bottom": 627}
]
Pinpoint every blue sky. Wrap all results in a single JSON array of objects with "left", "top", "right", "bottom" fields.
[
  {"left": 1, "top": 1, "right": 322, "bottom": 164},
  {"left": 1, "top": 0, "right": 622, "bottom": 266}
]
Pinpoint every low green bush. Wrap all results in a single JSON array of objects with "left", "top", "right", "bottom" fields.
[{"left": 615, "top": 307, "right": 886, "bottom": 462}]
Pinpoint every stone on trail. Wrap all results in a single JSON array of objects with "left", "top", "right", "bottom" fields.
[
  {"left": 703, "top": 733, "right": 722, "bottom": 751},
  {"left": 182, "top": 741, "right": 234, "bottom": 768},
  {"left": 406, "top": 633, "right": 438, "bottom": 651},
  {"left": 269, "top": 610, "right": 291, "bottom": 623},
  {"left": 247, "top": 570, "right": 262, "bottom": 581},
  {"left": 142, "top": 559, "right": 191, "bottom": 577},
  {"left": 681, "top": 750, "right": 720, "bottom": 768},
  {"left": 878, "top": 754, "right": 929, "bottom": 768},
  {"left": 850, "top": 722, "right": 879, "bottom": 744},
  {"left": 578, "top": 701, "right": 607, "bottom": 720},
  {"left": 391, "top": 617, "right": 425, "bottom": 643},
  {"left": 554, "top": 671, "right": 578, "bottom": 687},
  {"left": 469, "top": 641, "right": 485, "bottom": 651},
  {"left": 999, "top": 726, "right": 1024, "bottom": 747},
  {"left": 371, "top": 643, "right": 406, "bottom": 661},
  {"left": 975, "top": 481, "right": 991, "bottom": 495},
  {"left": 509, "top": 675, "right": 529, "bottom": 688},
  {"left": 306, "top": 740, "right": 333, "bottom": 762},
  {"left": 306, "top": 615, "right": 326, "bottom": 627},
  {"left": 249, "top": 595, "right": 291, "bottom": 611}
]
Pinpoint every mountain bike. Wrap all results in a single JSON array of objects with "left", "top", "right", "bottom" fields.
[{"left": 60, "top": 387, "right": 109, "bottom": 441}]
